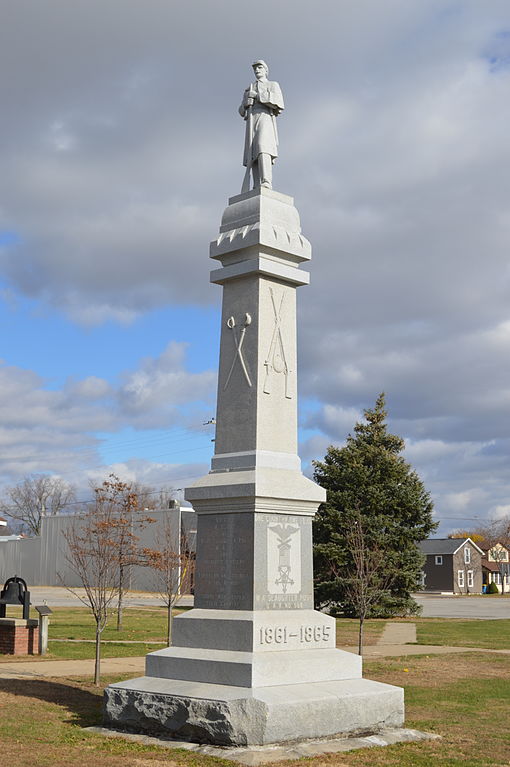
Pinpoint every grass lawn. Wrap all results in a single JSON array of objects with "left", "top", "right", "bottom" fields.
[
  {"left": 335, "top": 618, "right": 387, "bottom": 646},
  {"left": 47, "top": 641, "right": 165, "bottom": 659},
  {"left": 0, "top": 606, "right": 179, "bottom": 661},
  {"left": 0, "top": 652, "right": 509, "bottom": 766},
  {"left": 47, "top": 606, "right": 171, "bottom": 642},
  {"left": 415, "top": 618, "right": 510, "bottom": 650}
]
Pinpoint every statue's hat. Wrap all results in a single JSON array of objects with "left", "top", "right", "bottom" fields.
[{"left": 252, "top": 59, "right": 268, "bottom": 71}]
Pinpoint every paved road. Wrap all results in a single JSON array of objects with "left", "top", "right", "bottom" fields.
[
  {"left": 28, "top": 586, "right": 193, "bottom": 608},
  {"left": 414, "top": 594, "right": 510, "bottom": 619},
  {"left": 27, "top": 588, "right": 510, "bottom": 619}
]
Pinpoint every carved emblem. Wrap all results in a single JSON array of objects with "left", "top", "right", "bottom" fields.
[
  {"left": 224, "top": 312, "right": 252, "bottom": 389},
  {"left": 268, "top": 523, "right": 300, "bottom": 593},
  {"left": 264, "top": 288, "right": 292, "bottom": 398}
]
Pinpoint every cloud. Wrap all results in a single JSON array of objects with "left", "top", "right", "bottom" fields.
[
  {"left": 304, "top": 404, "right": 363, "bottom": 442},
  {"left": 117, "top": 341, "right": 216, "bottom": 428},
  {"left": 492, "top": 504, "right": 510, "bottom": 520},
  {"left": 0, "top": 344, "right": 215, "bottom": 487},
  {"left": 442, "top": 488, "right": 489, "bottom": 514},
  {"left": 3, "top": 0, "right": 510, "bottom": 531},
  {"left": 2, "top": 1, "right": 507, "bottom": 324},
  {"left": 84, "top": 458, "right": 209, "bottom": 499}
]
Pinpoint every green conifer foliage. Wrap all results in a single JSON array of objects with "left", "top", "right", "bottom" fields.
[{"left": 312, "top": 393, "right": 437, "bottom": 616}]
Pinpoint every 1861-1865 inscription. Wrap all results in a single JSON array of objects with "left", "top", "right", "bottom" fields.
[{"left": 258, "top": 624, "right": 331, "bottom": 646}]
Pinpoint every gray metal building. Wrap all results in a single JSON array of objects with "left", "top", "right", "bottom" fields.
[{"left": 0, "top": 506, "right": 196, "bottom": 592}]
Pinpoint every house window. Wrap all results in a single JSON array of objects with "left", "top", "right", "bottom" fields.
[
  {"left": 435, "top": 555, "right": 443, "bottom": 565},
  {"left": 458, "top": 570, "right": 465, "bottom": 588},
  {"left": 467, "top": 570, "right": 474, "bottom": 588},
  {"left": 494, "top": 572, "right": 501, "bottom": 585},
  {"left": 464, "top": 547, "right": 471, "bottom": 564}
]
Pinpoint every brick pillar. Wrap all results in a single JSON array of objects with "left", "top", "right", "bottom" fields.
[{"left": 0, "top": 618, "right": 39, "bottom": 655}]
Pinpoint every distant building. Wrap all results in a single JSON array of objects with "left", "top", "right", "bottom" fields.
[
  {"left": 481, "top": 542, "right": 510, "bottom": 593},
  {"left": 418, "top": 538, "right": 484, "bottom": 594},
  {"left": 0, "top": 517, "right": 21, "bottom": 542},
  {"left": 0, "top": 504, "right": 196, "bottom": 591}
]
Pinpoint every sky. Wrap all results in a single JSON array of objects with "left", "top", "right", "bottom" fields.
[{"left": 1, "top": 0, "right": 510, "bottom": 534}]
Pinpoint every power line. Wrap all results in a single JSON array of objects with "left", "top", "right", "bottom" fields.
[
  {"left": 0, "top": 469, "right": 207, "bottom": 513},
  {"left": 0, "top": 441, "right": 212, "bottom": 469},
  {"left": 0, "top": 427, "right": 215, "bottom": 466}
]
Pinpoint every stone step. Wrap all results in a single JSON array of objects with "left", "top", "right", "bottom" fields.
[{"left": 145, "top": 646, "right": 361, "bottom": 688}]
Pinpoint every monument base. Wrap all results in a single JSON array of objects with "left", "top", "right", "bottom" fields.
[{"left": 104, "top": 675, "right": 404, "bottom": 746}]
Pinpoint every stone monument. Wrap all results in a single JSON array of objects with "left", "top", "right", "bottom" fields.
[{"left": 104, "top": 62, "right": 404, "bottom": 746}]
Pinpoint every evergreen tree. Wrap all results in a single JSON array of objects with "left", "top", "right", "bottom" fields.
[{"left": 313, "top": 393, "right": 437, "bottom": 616}]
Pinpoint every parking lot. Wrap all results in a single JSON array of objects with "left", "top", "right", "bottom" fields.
[{"left": 414, "top": 594, "right": 510, "bottom": 619}]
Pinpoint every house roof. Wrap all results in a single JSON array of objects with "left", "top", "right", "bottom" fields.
[
  {"left": 480, "top": 542, "right": 510, "bottom": 554},
  {"left": 482, "top": 560, "right": 501, "bottom": 573},
  {"left": 419, "top": 538, "right": 485, "bottom": 556}
]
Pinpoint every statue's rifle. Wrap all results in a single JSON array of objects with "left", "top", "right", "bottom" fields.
[{"left": 241, "top": 104, "right": 253, "bottom": 193}]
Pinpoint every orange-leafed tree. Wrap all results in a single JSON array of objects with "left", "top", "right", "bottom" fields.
[{"left": 144, "top": 512, "right": 195, "bottom": 646}]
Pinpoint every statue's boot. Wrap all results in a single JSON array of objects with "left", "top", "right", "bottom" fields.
[
  {"left": 252, "top": 153, "right": 273, "bottom": 189},
  {"left": 258, "top": 153, "right": 273, "bottom": 188}
]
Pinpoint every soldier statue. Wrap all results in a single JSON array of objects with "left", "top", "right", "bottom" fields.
[{"left": 239, "top": 60, "right": 284, "bottom": 191}]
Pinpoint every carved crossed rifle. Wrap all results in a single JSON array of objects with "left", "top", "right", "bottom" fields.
[{"left": 263, "top": 288, "right": 292, "bottom": 399}]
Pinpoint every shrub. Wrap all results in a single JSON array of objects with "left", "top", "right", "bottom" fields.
[{"left": 487, "top": 581, "right": 499, "bottom": 594}]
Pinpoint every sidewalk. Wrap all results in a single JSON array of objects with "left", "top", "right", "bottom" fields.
[{"left": 0, "top": 655, "right": 145, "bottom": 680}]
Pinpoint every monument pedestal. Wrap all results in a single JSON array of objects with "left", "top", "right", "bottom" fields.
[
  {"left": 105, "top": 608, "right": 403, "bottom": 745},
  {"left": 104, "top": 188, "right": 404, "bottom": 745}
]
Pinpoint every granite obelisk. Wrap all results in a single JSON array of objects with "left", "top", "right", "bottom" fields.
[{"left": 103, "top": 62, "right": 404, "bottom": 746}]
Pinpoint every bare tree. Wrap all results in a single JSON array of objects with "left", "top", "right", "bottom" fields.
[
  {"left": 62, "top": 489, "right": 120, "bottom": 685},
  {"left": 342, "top": 511, "right": 394, "bottom": 655},
  {"left": 143, "top": 512, "right": 195, "bottom": 645},
  {"left": 133, "top": 484, "right": 176, "bottom": 511},
  {"left": 91, "top": 475, "right": 156, "bottom": 630},
  {"left": 1, "top": 474, "right": 76, "bottom": 536}
]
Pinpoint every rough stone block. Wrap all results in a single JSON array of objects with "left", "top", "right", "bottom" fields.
[{"left": 103, "top": 676, "right": 404, "bottom": 746}]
